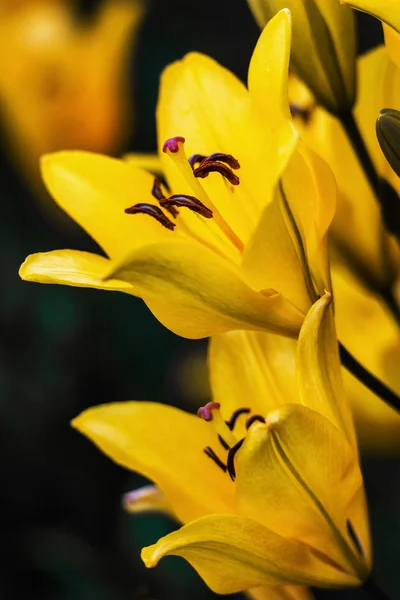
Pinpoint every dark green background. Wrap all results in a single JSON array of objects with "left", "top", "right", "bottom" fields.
[{"left": 0, "top": 1, "right": 397, "bottom": 598}]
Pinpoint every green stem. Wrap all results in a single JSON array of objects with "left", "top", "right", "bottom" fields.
[
  {"left": 362, "top": 578, "right": 393, "bottom": 600},
  {"left": 339, "top": 343, "right": 400, "bottom": 412}
]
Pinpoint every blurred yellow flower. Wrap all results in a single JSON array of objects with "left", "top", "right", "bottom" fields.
[
  {"left": 288, "top": 43, "right": 400, "bottom": 294},
  {"left": 246, "top": 0, "right": 356, "bottom": 115},
  {"left": 72, "top": 293, "right": 370, "bottom": 596},
  {"left": 20, "top": 10, "right": 338, "bottom": 340},
  {"left": 0, "top": 0, "right": 144, "bottom": 189}
]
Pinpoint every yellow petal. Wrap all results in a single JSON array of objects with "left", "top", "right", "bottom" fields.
[
  {"left": 157, "top": 51, "right": 257, "bottom": 244},
  {"left": 384, "top": 24, "right": 400, "bottom": 69},
  {"left": 247, "top": 9, "right": 298, "bottom": 175},
  {"left": 141, "top": 513, "right": 360, "bottom": 594},
  {"left": 282, "top": 143, "right": 335, "bottom": 296},
  {"left": 333, "top": 266, "right": 400, "bottom": 452},
  {"left": 209, "top": 330, "right": 297, "bottom": 427},
  {"left": 19, "top": 249, "right": 134, "bottom": 292},
  {"left": 297, "top": 293, "right": 356, "bottom": 448},
  {"left": 236, "top": 404, "right": 369, "bottom": 577},
  {"left": 72, "top": 402, "right": 235, "bottom": 523},
  {"left": 41, "top": 151, "right": 171, "bottom": 260},
  {"left": 241, "top": 183, "right": 313, "bottom": 314},
  {"left": 123, "top": 153, "right": 162, "bottom": 175},
  {"left": 122, "top": 485, "right": 176, "bottom": 519},
  {"left": 107, "top": 239, "right": 304, "bottom": 339},
  {"left": 341, "top": 0, "right": 400, "bottom": 32},
  {"left": 247, "top": 585, "right": 314, "bottom": 600}
]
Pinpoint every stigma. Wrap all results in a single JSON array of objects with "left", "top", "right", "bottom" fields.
[{"left": 198, "top": 402, "right": 265, "bottom": 482}]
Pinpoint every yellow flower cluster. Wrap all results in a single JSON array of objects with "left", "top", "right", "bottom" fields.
[{"left": 18, "top": 1, "right": 400, "bottom": 598}]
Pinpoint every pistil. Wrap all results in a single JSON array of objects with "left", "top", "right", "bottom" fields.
[{"left": 197, "top": 401, "right": 238, "bottom": 448}]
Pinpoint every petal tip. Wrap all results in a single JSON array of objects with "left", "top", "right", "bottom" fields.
[{"left": 141, "top": 544, "right": 159, "bottom": 569}]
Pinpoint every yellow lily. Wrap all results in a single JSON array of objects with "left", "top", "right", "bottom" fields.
[
  {"left": 246, "top": 0, "right": 356, "bottom": 115},
  {"left": 19, "top": 10, "right": 335, "bottom": 340},
  {"left": 288, "top": 42, "right": 400, "bottom": 293},
  {"left": 0, "top": 0, "right": 144, "bottom": 189},
  {"left": 72, "top": 293, "right": 371, "bottom": 596}
]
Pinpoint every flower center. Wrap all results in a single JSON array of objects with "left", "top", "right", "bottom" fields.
[
  {"left": 124, "top": 136, "right": 244, "bottom": 253},
  {"left": 197, "top": 401, "right": 265, "bottom": 481}
]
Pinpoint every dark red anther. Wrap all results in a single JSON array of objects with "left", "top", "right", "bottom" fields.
[
  {"left": 124, "top": 203, "right": 175, "bottom": 231},
  {"left": 194, "top": 161, "right": 240, "bottom": 186},
  {"left": 245, "top": 414, "right": 266, "bottom": 429},
  {"left": 205, "top": 153, "right": 240, "bottom": 169},
  {"left": 160, "top": 194, "right": 213, "bottom": 218},
  {"left": 197, "top": 401, "right": 220, "bottom": 422},
  {"left": 188, "top": 154, "right": 207, "bottom": 168},
  {"left": 151, "top": 178, "right": 166, "bottom": 201},
  {"left": 226, "top": 408, "right": 251, "bottom": 430},
  {"left": 203, "top": 446, "right": 227, "bottom": 473},
  {"left": 227, "top": 438, "right": 244, "bottom": 481},
  {"left": 152, "top": 178, "right": 179, "bottom": 218},
  {"left": 162, "top": 136, "right": 185, "bottom": 153},
  {"left": 218, "top": 434, "right": 230, "bottom": 451}
]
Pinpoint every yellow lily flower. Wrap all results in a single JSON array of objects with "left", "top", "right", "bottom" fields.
[
  {"left": 0, "top": 0, "right": 144, "bottom": 189},
  {"left": 20, "top": 10, "right": 335, "bottom": 340},
  {"left": 288, "top": 42, "right": 400, "bottom": 292},
  {"left": 246, "top": 0, "right": 356, "bottom": 115},
  {"left": 72, "top": 293, "right": 371, "bottom": 596}
]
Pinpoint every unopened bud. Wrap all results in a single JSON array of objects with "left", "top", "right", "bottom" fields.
[
  {"left": 246, "top": 0, "right": 356, "bottom": 115},
  {"left": 377, "top": 108, "right": 400, "bottom": 179}
]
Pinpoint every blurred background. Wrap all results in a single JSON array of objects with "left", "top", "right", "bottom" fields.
[{"left": 0, "top": 1, "right": 397, "bottom": 599}]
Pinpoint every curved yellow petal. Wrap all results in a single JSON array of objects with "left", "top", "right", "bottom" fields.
[
  {"left": 236, "top": 404, "right": 369, "bottom": 577},
  {"left": 297, "top": 294, "right": 356, "bottom": 448},
  {"left": 248, "top": 9, "right": 297, "bottom": 175},
  {"left": 19, "top": 249, "right": 134, "bottom": 292},
  {"left": 141, "top": 513, "right": 360, "bottom": 594},
  {"left": 333, "top": 266, "right": 400, "bottom": 451},
  {"left": 209, "top": 330, "right": 297, "bottom": 427},
  {"left": 107, "top": 239, "right": 304, "bottom": 339},
  {"left": 282, "top": 143, "right": 335, "bottom": 296},
  {"left": 247, "top": 585, "right": 313, "bottom": 600},
  {"left": 41, "top": 151, "right": 171, "bottom": 260},
  {"left": 241, "top": 183, "right": 313, "bottom": 314},
  {"left": 341, "top": 0, "right": 400, "bottom": 32},
  {"left": 123, "top": 153, "right": 162, "bottom": 175},
  {"left": 72, "top": 402, "right": 235, "bottom": 523}
]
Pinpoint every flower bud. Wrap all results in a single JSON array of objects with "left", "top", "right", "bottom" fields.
[
  {"left": 246, "top": 0, "right": 356, "bottom": 115},
  {"left": 377, "top": 108, "right": 400, "bottom": 179}
]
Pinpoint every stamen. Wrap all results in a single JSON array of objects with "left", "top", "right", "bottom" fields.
[
  {"left": 160, "top": 194, "right": 213, "bottom": 218},
  {"left": 218, "top": 434, "right": 230, "bottom": 450},
  {"left": 188, "top": 154, "right": 206, "bottom": 168},
  {"left": 197, "top": 401, "right": 238, "bottom": 448},
  {"left": 151, "top": 178, "right": 166, "bottom": 201},
  {"left": 205, "top": 153, "right": 240, "bottom": 169},
  {"left": 227, "top": 438, "right": 244, "bottom": 481},
  {"left": 245, "top": 414, "right": 266, "bottom": 429},
  {"left": 124, "top": 203, "right": 175, "bottom": 231},
  {"left": 162, "top": 137, "right": 244, "bottom": 252},
  {"left": 226, "top": 407, "right": 251, "bottom": 430},
  {"left": 152, "top": 178, "right": 179, "bottom": 218},
  {"left": 203, "top": 446, "right": 227, "bottom": 473},
  {"left": 194, "top": 161, "right": 240, "bottom": 186}
]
